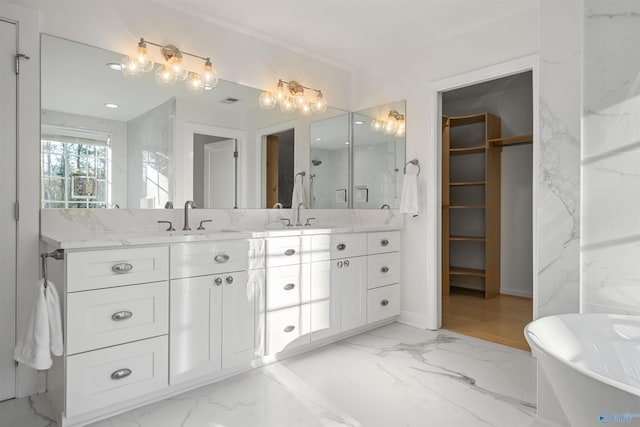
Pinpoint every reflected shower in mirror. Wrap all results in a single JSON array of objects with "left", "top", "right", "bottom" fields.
[
  {"left": 40, "top": 34, "right": 349, "bottom": 209},
  {"left": 352, "top": 100, "right": 406, "bottom": 209}
]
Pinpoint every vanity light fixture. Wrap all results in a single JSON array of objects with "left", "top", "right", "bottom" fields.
[
  {"left": 370, "top": 110, "right": 405, "bottom": 137},
  {"left": 259, "top": 79, "right": 327, "bottom": 114},
  {"left": 120, "top": 38, "right": 218, "bottom": 94}
]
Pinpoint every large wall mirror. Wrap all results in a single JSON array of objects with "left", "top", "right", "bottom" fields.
[{"left": 40, "top": 34, "right": 404, "bottom": 209}]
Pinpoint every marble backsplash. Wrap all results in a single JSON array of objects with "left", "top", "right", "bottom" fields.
[{"left": 41, "top": 208, "right": 403, "bottom": 236}]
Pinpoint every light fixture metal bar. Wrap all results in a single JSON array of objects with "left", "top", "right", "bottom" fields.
[
  {"left": 278, "top": 79, "right": 322, "bottom": 95},
  {"left": 140, "top": 38, "right": 210, "bottom": 62}
]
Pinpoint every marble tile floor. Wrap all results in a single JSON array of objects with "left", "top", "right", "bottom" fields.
[{"left": 0, "top": 323, "right": 563, "bottom": 427}]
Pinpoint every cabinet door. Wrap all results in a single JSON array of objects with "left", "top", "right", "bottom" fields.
[
  {"left": 310, "top": 260, "right": 338, "bottom": 340},
  {"left": 170, "top": 275, "right": 222, "bottom": 384},
  {"left": 333, "top": 256, "right": 367, "bottom": 331},
  {"left": 222, "top": 271, "right": 257, "bottom": 369}
]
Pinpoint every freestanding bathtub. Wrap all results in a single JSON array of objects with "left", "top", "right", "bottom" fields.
[{"left": 525, "top": 313, "right": 640, "bottom": 427}]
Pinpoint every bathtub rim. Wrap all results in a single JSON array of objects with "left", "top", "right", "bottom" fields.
[{"left": 524, "top": 313, "right": 640, "bottom": 398}]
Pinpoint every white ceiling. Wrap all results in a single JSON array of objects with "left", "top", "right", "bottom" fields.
[{"left": 149, "top": 0, "right": 538, "bottom": 70}]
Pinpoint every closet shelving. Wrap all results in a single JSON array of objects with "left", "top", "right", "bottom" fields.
[
  {"left": 442, "top": 113, "right": 501, "bottom": 299},
  {"left": 442, "top": 113, "right": 533, "bottom": 299}
]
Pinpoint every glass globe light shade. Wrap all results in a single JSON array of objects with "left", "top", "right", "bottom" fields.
[
  {"left": 274, "top": 81, "right": 286, "bottom": 103},
  {"left": 259, "top": 91, "right": 276, "bottom": 109},
  {"left": 383, "top": 118, "right": 397, "bottom": 135},
  {"left": 311, "top": 92, "right": 327, "bottom": 113},
  {"left": 135, "top": 42, "right": 154, "bottom": 72},
  {"left": 167, "top": 56, "right": 188, "bottom": 80},
  {"left": 120, "top": 56, "right": 143, "bottom": 78},
  {"left": 155, "top": 64, "right": 177, "bottom": 87},
  {"left": 280, "top": 97, "right": 296, "bottom": 113},
  {"left": 203, "top": 60, "right": 218, "bottom": 90},
  {"left": 395, "top": 120, "right": 406, "bottom": 137},
  {"left": 370, "top": 119, "right": 383, "bottom": 131},
  {"left": 299, "top": 102, "right": 312, "bottom": 115},
  {"left": 186, "top": 72, "right": 205, "bottom": 94},
  {"left": 294, "top": 89, "right": 306, "bottom": 108}
]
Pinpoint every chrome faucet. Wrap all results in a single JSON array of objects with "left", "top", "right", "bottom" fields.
[
  {"left": 183, "top": 200, "right": 197, "bottom": 230},
  {"left": 295, "top": 202, "right": 307, "bottom": 227}
]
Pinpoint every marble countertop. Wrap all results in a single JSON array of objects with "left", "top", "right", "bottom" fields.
[{"left": 41, "top": 225, "right": 401, "bottom": 250}]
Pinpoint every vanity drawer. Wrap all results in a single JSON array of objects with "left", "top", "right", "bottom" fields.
[
  {"left": 170, "top": 240, "right": 249, "bottom": 279},
  {"left": 66, "top": 335, "right": 168, "bottom": 417},
  {"left": 265, "top": 305, "right": 311, "bottom": 354},
  {"left": 66, "top": 282, "right": 168, "bottom": 355},
  {"left": 367, "top": 230, "right": 401, "bottom": 255},
  {"left": 367, "top": 284, "right": 400, "bottom": 324},
  {"left": 266, "top": 237, "right": 304, "bottom": 268},
  {"left": 367, "top": 252, "right": 401, "bottom": 289},
  {"left": 330, "top": 233, "right": 367, "bottom": 259},
  {"left": 67, "top": 247, "right": 169, "bottom": 292},
  {"left": 266, "top": 264, "right": 310, "bottom": 311}
]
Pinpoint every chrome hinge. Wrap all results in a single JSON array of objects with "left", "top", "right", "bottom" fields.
[
  {"left": 233, "top": 151, "right": 239, "bottom": 158},
  {"left": 14, "top": 202, "right": 19, "bottom": 221},
  {"left": 15, "top": 53, "right": 30, "bottom": 74}
]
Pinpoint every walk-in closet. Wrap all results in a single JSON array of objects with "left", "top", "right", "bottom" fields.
[{"left": 441, "top": 71, "right": 533, "bottom": 351}]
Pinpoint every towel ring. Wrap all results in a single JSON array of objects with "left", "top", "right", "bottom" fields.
[
  {"left": 404, "top": 159, "right": 421, "bottom": 176},
  {"left": 295, "top": 171, "right": 306, "bottom": 184}
]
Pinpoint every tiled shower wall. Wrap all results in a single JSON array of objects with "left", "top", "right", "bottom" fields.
[{"left": 582, "top": 0, "right": 640, "bottom": 315}]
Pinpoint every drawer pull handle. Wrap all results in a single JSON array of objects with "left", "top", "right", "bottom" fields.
[
  {"left": 111, "top": 263, "right": 133, "bottom": 274},
  {"left": 226, "top": 276, "right": 234, "bottom": 284},
  {"left": 336, "top": 243, "right": 347, "bottom": 251},
  {"left": 110, "top": 368, "right": 132, "bottom": 380},
  {"left": 284, "top": 325, "right": 295, "bottom": 333},
  {"left": 214, "top": 277, "right": 223, "bottom": 286},
  {"left": 381, "top": 239, "right": 390, "bottom": 247},
  {"left": 380, "top": 299, "right": 390, "bottom": 307},
  {"left": 214, "top": 254, "right": 230, "bottom": 263},
  {"left": 284, "top": 249, "right": 296, "bottom": 256},
  {"left": 111, "top": 311, "right": 133, "bottom": 321},
  {"left": 381, "top": 266, "right": 389, "bottom": 273},
  {"left": 284, "top": 283, "right": 295, "bottom": 291}
]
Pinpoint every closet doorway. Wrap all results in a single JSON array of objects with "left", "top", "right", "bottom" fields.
[{"left": 440, "top": 71, "right": 534, "bottom": 351}]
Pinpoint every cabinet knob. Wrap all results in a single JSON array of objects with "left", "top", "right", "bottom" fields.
[
  {"left": 380, "top": 299, "right": 390, "bottom": 306},
  {"left": 110, "top": 368, "right": 132, "bottom": 380},
  {"left": 226, "top": 276, "right": 234, "bottom": 284},
  {"left": 381, "top": 266, "right": 389, "bottom": 273},
  {"left": 284, "top": 283, "right": 295, "bottom": 291},
  {"left": 381, "top": 239, "right": 389, "bottom": 247},
  {"left": 214, "top": 254, "right": 230, "bottom": 263},
  {"left": 336, "top": 243, "right": 347, "bottom": 251},
  {"left": 111, "top": 311, "right": 133, "bottom": 321},
  {"left": 111, "top": 263, "right": 133, "bottom": 274},
  {"left": 284, "top": 249, "right": 296, "bottom": 256},
  {"left": 214, "top": 277, "right": 223, "bottom": 286},
  {"left": 284, "top": 325, "right": 295, "bottom": 333}
]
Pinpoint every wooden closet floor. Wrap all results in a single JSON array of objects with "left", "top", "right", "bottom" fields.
[{"left": 442, "top": 287, "right": 532, "bottom": 352}]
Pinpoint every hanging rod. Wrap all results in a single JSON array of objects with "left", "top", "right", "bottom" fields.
[{"left": 404, "top": 159, "right": 421, "bottom": 176}]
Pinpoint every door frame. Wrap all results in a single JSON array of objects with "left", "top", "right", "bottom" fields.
[{"left": 428, "top": 54, "right": 539, "bottom": 329}]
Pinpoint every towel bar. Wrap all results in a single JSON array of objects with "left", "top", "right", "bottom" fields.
[{"left": 41, "top": 249, "right": 64, "bottom": 288}]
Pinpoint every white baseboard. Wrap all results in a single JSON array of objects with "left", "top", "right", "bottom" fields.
[
  {"left": 397, "top": 310, "right": 434, "bottom": 330},
  {"left": 500, "top": 288, "right": 533, "bottom": 298}
]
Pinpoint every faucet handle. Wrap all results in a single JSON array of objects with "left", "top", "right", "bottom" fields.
[
  {"left": 304, "top": 217, "right": 317, "bottom": 226},
  {"left": 197, "top": 219, "right": 213, "bottom": 230},
  {"left": 157, "top": 220, "right": 175, "bottom": 231},
  {"left": 164, "top": 201, "right": 174, "bottom": 209},
  {"left": 279, "top": 217, "right": 292, "bottom": 227}
]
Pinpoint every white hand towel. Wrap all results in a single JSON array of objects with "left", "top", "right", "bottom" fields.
[
  {"left": 399, "top": 172, "right": 420, "bottom": 217},
  {"left": 14, "top": 279, "right": 63, "bottom": 370},
  {"left": 291, "top": 179, "right": 307, "bottom": 208}
]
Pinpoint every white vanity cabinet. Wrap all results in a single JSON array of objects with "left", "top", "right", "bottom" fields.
[
  {"left": 331, "top": 233, "right": 368, "bottom": 331},
  {"left": 366, "top": 231, "right": 402, "bottom": 323},
  {"left": 169, "top": 241, "right": 256, "bottom": 384},
  {"left": 264, "top": 235, "right": 333, "bottom": 354},
  {"left": 62, "top": 246, "right": 170, "bottom": 418}
]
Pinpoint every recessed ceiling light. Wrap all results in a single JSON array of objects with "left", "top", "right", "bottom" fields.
[
  {"left": 314, "top": 137, "right": 323, "bottom": 141},
  {"left": 107, "top": 63, "right": 122, "bottom": 71},
  {"left": 354, "top": 120, "right": 365, "bottom": 125},
  {"left": 104, "top": 103, "right": 119, "bottom": 109}
]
